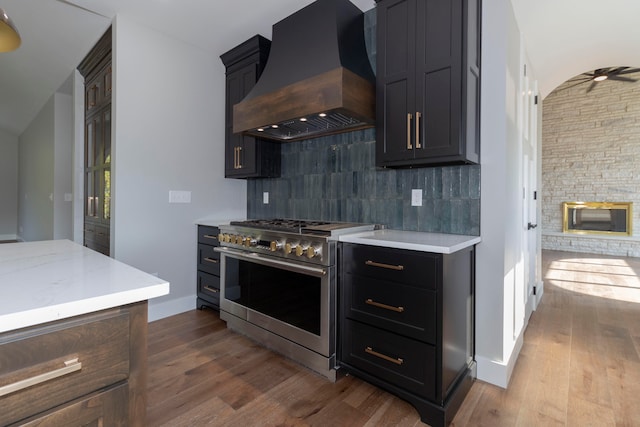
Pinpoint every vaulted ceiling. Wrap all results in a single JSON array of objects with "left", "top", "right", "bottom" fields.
[{"left": 1, "top": 0, "right": 638, "bottom": 136}]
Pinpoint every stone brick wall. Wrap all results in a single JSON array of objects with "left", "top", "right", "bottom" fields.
[{"left": 541, "top": 72, "right": 640, "bottom": 256}]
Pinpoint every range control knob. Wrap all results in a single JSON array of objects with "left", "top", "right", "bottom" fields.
[
  {"left": 217, "top": 233, "right": 224, "bottom": 242},
  {"left": 306, "top": 246, "right": 320, "bottom": 259},
  {"left": 244, "top": 237, "right": 256, "bottom": 247},
  {"left": 228, "top": 234, "right": 237, "bottom": 244},
  {"left": 296, "top": 245, "right": 308, "bottom": 257},
  {"left": 284, "top": 242, "right": 297, "bottom": 254},
  {"left": 222, "top": 234, "right": 231, "bottom": 243},
  {"left": 270, "top": 241, "right": 283, "bottom": 252},
  {"left": 235, "top": 235, "right": 245, "bottom": 245}
]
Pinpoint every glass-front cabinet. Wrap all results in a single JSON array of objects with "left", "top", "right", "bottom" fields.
[{"left": 79, "top": 27, "right": 112, "bottom": 256}]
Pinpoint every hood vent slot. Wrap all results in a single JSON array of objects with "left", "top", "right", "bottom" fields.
[{"left": 233, "top": 0, "right": 375, "bottom": 142}]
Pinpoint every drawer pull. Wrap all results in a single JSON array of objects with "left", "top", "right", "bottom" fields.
[
  {"left": 406, "top": 113, "right": 413, "bottom": 150},
  {"left": 203, "top": 234, "right": 218, "bottom": 241},
  {"left": 0, "top": 358, "right": 82, "bottom": 398},
  {"left": 204, "top": 257, "right": 219, "bottom": 264},
  {"left": 203, "top": 285, "right": 219, "bottom": 293},
  {"left": 366, "top": 298, "right": 404, "bottom": 313},
  {"left": 365, "top": 260, "right": 404, "bottom": 271},
  {"left": 365, "top": 347, "right": 404, "bottom": 366}
]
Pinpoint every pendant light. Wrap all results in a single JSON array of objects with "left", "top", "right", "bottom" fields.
[{"left": 0, "top": 8, "right": 21, "bottom": 52}]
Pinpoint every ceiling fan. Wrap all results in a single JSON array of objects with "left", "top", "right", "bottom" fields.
[{"left": 565, "top": 66, "right": 640, "bottom": 93}]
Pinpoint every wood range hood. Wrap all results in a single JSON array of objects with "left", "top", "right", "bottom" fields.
[{"left": 233, "top": 0, "right": 375, "bottom": 142}]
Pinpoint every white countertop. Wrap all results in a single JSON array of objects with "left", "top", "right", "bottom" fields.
[
  {"left": 195, "top": 217, "right": 245, "bottom": 227},
  {"left": 339, "top": 230, "right": 481, "bottom": 254},
  {"left": 0, "top": 240, "right": 170, "bottom": 334}
]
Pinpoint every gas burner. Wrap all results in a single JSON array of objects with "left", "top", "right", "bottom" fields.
[
  {"left": 231, "top": 218, "right": 331, "bottom": 234},
  {"left": 229, "top": 218, "right": 375, "bottom": 237}
]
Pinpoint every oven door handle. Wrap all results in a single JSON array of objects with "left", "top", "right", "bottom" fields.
[{"left": 214, "top": 247, "right": 328, "bottom": 278}]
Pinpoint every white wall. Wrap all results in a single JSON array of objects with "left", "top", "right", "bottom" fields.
[
  {"left": 18, "top": 97, "right": 55, "bottom": 241},
  {"left": 53, "top": 93, "right": 73, "bottom": 240},
  {"left": 111, "top": 16, "right": 246, "bottom": 321},
  {"left": 0, "top": 129, "right": 18, "bottom": 240},
  {"left": 476, "top": 0, "right": 538, "bottom": 388},
  {"left": 18, "top": 93, "right": 74, "bottom": 242}
]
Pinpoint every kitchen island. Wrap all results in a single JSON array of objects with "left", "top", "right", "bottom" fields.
[{"left": 0, "top": 240, "right": 169, "bottom": 426}]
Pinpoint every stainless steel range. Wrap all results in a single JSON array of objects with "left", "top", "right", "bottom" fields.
[{"left": 214, "top": 218, "right": 375, "bottom": 381}]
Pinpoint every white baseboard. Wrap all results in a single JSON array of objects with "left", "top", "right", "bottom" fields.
[
  {"left": 148, "top": 295, "right": 196, "bottom": 322},
  {"left": 535, "top": 280, "right": 545, "bottom": 308},
  {"left": 476, "top": 329, "right": 525, "bottom": 389},
  {"left": 0, "top": 234, "right": 18, "bottom": 241}
]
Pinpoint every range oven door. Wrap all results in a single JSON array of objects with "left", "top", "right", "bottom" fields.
[{"left": 216, "top": 247, "right": 335, "bottom": 358}]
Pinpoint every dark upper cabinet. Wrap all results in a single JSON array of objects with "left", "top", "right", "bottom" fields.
[
  {"left": 221, "top": 35, "right": 281, "bottom": 179},
  {"left": 375, "top": 0, "right": 480, "bottom": 168}
]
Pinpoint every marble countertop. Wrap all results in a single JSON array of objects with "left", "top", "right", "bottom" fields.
[
  {"left": 0, "top": 240, "right": 170, "bottom": 333},
  {"left": 195, "top": 217, "right": 245, "bottom": 227},
  {"left": 338, "top": 229, "right": 481, "bottom": 254}
]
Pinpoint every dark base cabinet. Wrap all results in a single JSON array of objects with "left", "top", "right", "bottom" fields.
[
  {"left": 196, "top": 225, "right": 221, "bottom": 311},
  {"left": 339, "top": 243, "right": 475, "bottom": 427}
]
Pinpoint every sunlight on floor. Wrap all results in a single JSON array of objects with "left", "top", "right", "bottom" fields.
[{"left": 545, "top": 256, "right": 640, "bottom": 303}]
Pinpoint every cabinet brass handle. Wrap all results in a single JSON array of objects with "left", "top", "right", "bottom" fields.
[
  {"left": 203, "top": 234, "right": 218, "bottom": 241},
  {"left": 0, "top": 358, "right": 82, "bottom": 398},
  {"left": 237, "top": 146, "right": 243, "bottom": 168},
  {"left": 406, "top": 113, "right": 413, "bottom": 150},
  {"left": 204, "top": 257, "right": 218, "bottom": 264},
  {"left": 365, "top": 260, "right": 404, "bottom": 271},
  {"left": 203, "top": 286, "right": 219, "bottom": 293},
  {"left": 365, "top": 347, "right": 403, "bottom": 365},
  {"left": 415, "top": 111, "right": 422, "bottom": 149},
  {"left": 233, "top": 146, "right": 243, "bottom": 169},
  {"left": 366, "top": 298, "right": 404, "bottom": 313}
]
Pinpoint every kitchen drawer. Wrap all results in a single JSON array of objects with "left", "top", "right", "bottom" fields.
[
  {"left": 198, "top": 271, "right": 220, "bottom": 306},
  {"left": 341, "top": 319, "right": 436, "bottom": 401},
  {"left": 198, "top": 244, "right": 220, "bottom": 275},
  {"left": 0, "top": 311, "right": 130, "bottom": 426},
  {"left": 14, "top": 383, "right": 128, "bottom": 426},
  {"left": 94, "top": 224, "right": 110, "bottom": 247},
  {"left": 342, "top": 244, "right": 439, "bottom": 289},
  {"left": 344, "top": 273, "right": 436, "bottom": 344},
  {"left": 198, "top": 226, "right": 220, "bottom": 246}
]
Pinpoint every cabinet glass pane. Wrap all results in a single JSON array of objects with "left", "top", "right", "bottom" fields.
[
  {"left": 103, "top": 169, "right": 111, "bottom": 220},
  {"left": 104, "top": 110, "right": 111, "bottom": 164},
  {"left": 86, "top": 120, "right": 95, "bottom": 167},
  {"left": 85, "top": 172, "right": 97, "bottom": 218}
]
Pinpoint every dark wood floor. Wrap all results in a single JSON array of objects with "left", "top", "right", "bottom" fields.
[{"left": 147, "top": 250, "right": 640, "bottom": 426}]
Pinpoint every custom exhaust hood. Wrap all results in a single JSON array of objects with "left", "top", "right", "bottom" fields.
[{"left": 233, "top": 0, "right": 375, "bottom": 142}]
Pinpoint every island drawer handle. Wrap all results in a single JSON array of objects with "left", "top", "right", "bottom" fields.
[
  {"left": 366, "top": 298, "right": 404, "bottom": 313},
  {"left": 365, "top": 347, "right": 404, "bottom": 365},
  {"left": 204, "top": 257, "right": 219, "bottom": 264},
  {"left": 0, "top": 358, "right": 82, "bottom": 398},
  {"left": 203, "top": 234, "right": 218, "bottom": 241},
  {"left": 203, "top": 286, "right": 219, "bottom": 293},
  {"left": 365, "top": 260, "right": 404, "bottom": 271}
]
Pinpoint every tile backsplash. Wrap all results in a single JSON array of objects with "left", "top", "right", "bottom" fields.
[
  {"left": 247, "top": 129, "right": 480, "bottom": 235},
  {"left": 245, "top": 7, "right": 480, "bottom": 236}
]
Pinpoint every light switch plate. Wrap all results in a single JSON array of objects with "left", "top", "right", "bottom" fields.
[
  {"left": 263, "top": 192, "right": 269, "bottom": 204},
  {"left": 169, "top": 190, "right": 191, "bottom": 203},
  {"left": 411, "top": 189, "right": 422, "bottom": 206}
]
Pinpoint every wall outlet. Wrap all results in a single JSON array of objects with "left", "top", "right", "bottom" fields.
[
  {"left": 263, "top": 192, "right": 269, "bottom": 204},
  {"left": 169, "top": 190, "right": 191, "bottom": 203},
  {"left": 411, "top": 189, "right": 423, "bottom": 206}
]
